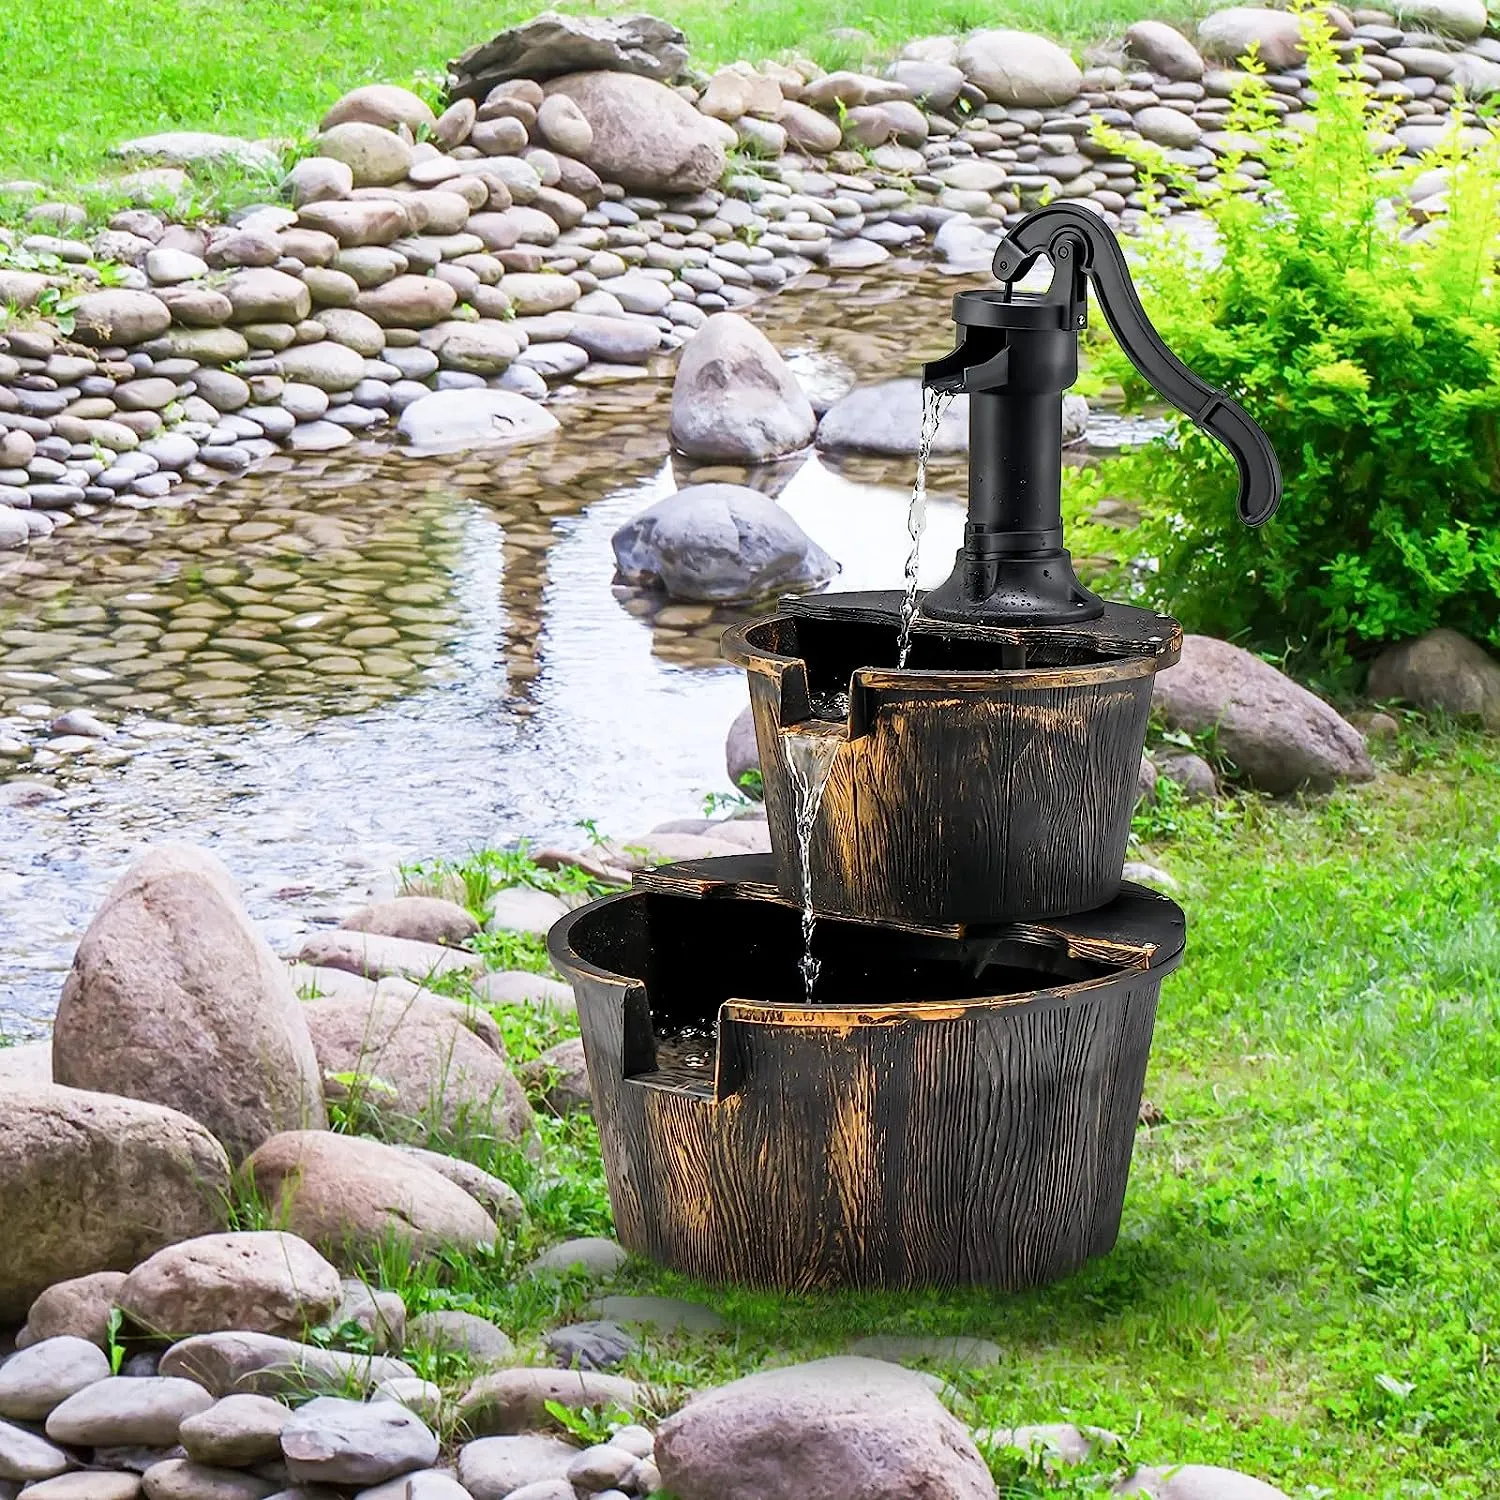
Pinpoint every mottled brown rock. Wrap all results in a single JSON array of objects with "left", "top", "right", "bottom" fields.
[
  {"left": 655, "top": 1357, "right": 995, "bottom": 1500},
  {"left": 543, "top": 71, "right": 725, "bottom": 194},
  {"left": 118, "top": 1233, "right": 342, "bottom": 1340},
  {"left": 0, "top": 1084, "right": 229, "bottom": 1324},
  {"left": 244, "top": 1132, "right": 499, "bottom": 1265},
  {"left": 23, "top": 1272, "right": 129, "bottom": 1349},
  {"left": 52, "top": 844, "right": 326, "bottom": 1162},
  {"left": 456, "top": 1368, "right": 645, "bottom": 1436},
  {"left": 1153, "top": 635, "right": 1373, "bottom": 793},
  {"left": 159, "top": 1330, "right": 412, "bottom": 1399},
  {"left": 301, "top": 990, "right": 534, "bottom": 1143},
  {"left": 340, "top": 897, "right": 479, "bottom": 947},
  {"left": 1366, "top": 628, "right": 1500, "bottom": 730}
]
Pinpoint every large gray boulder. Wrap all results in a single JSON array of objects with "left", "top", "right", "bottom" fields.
[
  {"left": 1153, "top": 636, "right": 1374, "bottom": 793},
  {"left": 449, "top": 11, "right": 689, "bottom": 94},
  {"left": 955, "top": 30, "right": 1082, "bottom": 106},
  {"left": 243, "top": 1131, "right": 499, "bottom": 1266},
  {"left": 301, "top": 990, "right": 535, "bottom": 1144},
  {"left": 0, "top": 1084, "right": 230, "bottom": 1323},
  {"left": 654, "top": 1357, "right": 997, "bottom": 1500},
  {"left": 117, "top": 1232, "right": 343, "bottom": 1340},
  {"left": 52, "top": 844, "right": 327, "bottom": 1163},
  {"left": 1196, "top": 7, "right": 1307, "bottom": 69},
  {"left": 612, "top": 485, "right": 836, "bottom": 603},
  {"left": 544, "top": 71, "right": 726, "bottom": 194},
  {"left": 397, "top": 388, "right": 559, "bottom": 454},
  {"left": 670, "top": 313, "right": 815, "bottom": 462},
  {"left": 1366, "top": 628, "right": 1500, "bottom": 730},
  {"left": 1390, "top": 0, "right": 1489, "bottom": 37}
]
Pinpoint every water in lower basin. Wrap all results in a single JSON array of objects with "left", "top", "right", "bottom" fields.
[{"left": 0, "top": 263, "right": 1167, "bottom": 1038}]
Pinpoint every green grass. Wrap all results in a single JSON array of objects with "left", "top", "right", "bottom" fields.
[
  {"left": 352, "top": 721, "right": 1500, "bottom": 1497},
  {"left": 0, "top": 0, "right": 1213, "bottom": 186}
]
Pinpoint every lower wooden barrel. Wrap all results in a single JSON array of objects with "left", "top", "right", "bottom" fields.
[{"left": 548, "top": 866, "right": 1185, "bottom": 1292}]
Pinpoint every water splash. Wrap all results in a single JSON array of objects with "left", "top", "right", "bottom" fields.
[
  {"left": 784, "top": 729, "right": 840, "bottom": 1002},
  {"left": 896, "top": 385, "right": 955, "bottom": 668}
]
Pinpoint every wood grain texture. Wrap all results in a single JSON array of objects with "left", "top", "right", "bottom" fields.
[
  {"left": 721, "top": 596, "right": 1180, "bottom": 928},
  {"left": 548, "top": 881, "right": 1185, "bottom": 1292}
]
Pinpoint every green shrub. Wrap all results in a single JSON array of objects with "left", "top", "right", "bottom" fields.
[{"left": 1075, "top": 10, "right": 1500, "bottom": 672}]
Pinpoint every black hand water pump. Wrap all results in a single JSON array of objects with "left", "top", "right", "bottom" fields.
[{"left": 921, "top": 204, "right": 1281, "bottom": 627}]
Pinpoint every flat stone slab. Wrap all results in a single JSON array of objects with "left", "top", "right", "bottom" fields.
[{"left": 587, "top": 1295, "right": 725, "bottom": 1334}]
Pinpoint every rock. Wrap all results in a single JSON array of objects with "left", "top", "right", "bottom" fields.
[
  {"left": 316, "top": 124, "right": 412, "bottom": 189},
  {"left": 816, "top": 378, "right": 969, "bottom": 457},
  {"left": 956, "top": 30, "right": 1082, "bottom": 106},
  {"left": 113, "top": 132, "right": 277, "bottom": 170},
  {"left": 178, "top": 1395, "right": 292, "bottom": 1467},
  {"left": 1154, "top": 636, "right": 1374, "bottom": 793},
  {"left": 280, "top": 1397, "right": 438, "bottom": 1487},
  {"left": 566, "top": 1446, "right": 636, "bottom": 1493},
  {"left": 301, "top": 990, "right": 534, "bottom": 1144},
  {"left": 158, "top": 1332, "right": 412, "bottom": 1399},
  {"left": 1388, "top": 0, "right": 1488, "bottom": 36},
  {"left": 985, "top": 1422, "right": 1117, "bottom": 1464},
  {"left": 498, "top": 273, "right": 579, "bottom": 315},
  {"left": 45, "top": 1377, "right": 214, "bottom": 1447},
  {"left": 550, "top": 313, "right": 658, "bottom": 364},
  {"left": 544, "top": 72, "right": 725, "bottom": 194},
  {"left": 52, "top": 845, "right": 326, "bottom": 1164},
  {"left": 1196, "top": 8, "right": 1307, "bottom": 69},
  {"left": 117, "top": 1233, "right": 342, "bottom": 1341},
  {"left": 23, "top": 1273, "right": 129, "bottom": 1349},
  {"left": 457, "top": 1436, "right": 582, "bottom": 1500},
  {"left": 487, "top": 887, "right": 569, "bottom": 934},
  {"left": 17, "top": 1475, "right": 142, "bottom": 1500},
  {"left": 407, "top": 1311, "right": 514, "bottom": 1366},
  {"left": 544, "top": 1321, "right": 639, "bottom": 1372},
  {"left": 286, "top": 158, "right": 354, "bottom": 208},
  {"left": 1117, "top": 1465, "right": 1288, "bottom": 1499},
  {"left": 244, "top": 1132, "right": 499, "bottom": 1264},
  {"left": 0, "top": 1417, "right": 71, "bottom": 1482},
  {"left": 225, "top": 269, "right": 311, "bottom": 324},
  {"left": 321, "top": 86, "right": 435, "bottom": 135},
  {"left": 435, "top": 99, "right": 477, "bottom": 149},
  {"left": 1125, "top": 21, "right": 1205, "bottom": 79},
  {"left": 0, "top": 1085, "right": 230, "bottom": 1325},
  {"left": 193, "top": 369, "right": 251, "bottom": 413},
  {"left": 777, "top": 102, "right": 843, "bottom": 154},
  {"left": 297, "top": 930, "right": 482, "bottom": 984},
  {"left": 472, "top": 971, "right": 576, "bottom": 1012},
  {"left": 341, "top": 897, "right": 478, "bottom": 946},
  {"left": 670, "top": 314, "right": 815, "bottom": 461},
  {"left": 612, "top": 484, "right": 835, "bottom": 603},
  {"left": 295, "top": 199, "right": 410, "bottom": 249},
  {"left": 456, "top": 1370, "right": 645, "bottom": 1436},
  {"left": 725, "top": 705, "right": 760, "bottom": 790},
  {"left": 429, "top": 322, "right": 523, "bottom": 375},
  {"left": 1133, "top": 106, "right": 1201, "bottom": 148},
  {"left": 72, "top": 291, "right": 172, "bottom": 347},
  {"left": 588, "top": 1295, "right": 722, "bottom": 1333},
  {"left": 277, "top": 342, "right": 369, "bottom": 392},
  {"left": 397, "top": 388, "right": 559, "bottom": 453},
  {"left": 1156, "top": 750, "right": 1218, "bottom": 801},
  {"left": 140, "top": 1460, "right": 276, "bottom": 1500},
  {"left": 369, "top": 1382, "right": 443, "bottom": 1424},
  {"left": 517, "top": 1039, "right": 591, "bottom": 1116},
  {"left": 0, "top": 510, "right": 32, "bottom": 549},
  {"left": 887, "top": 59, "right": 965, "bottom": 107},
  {"left": 331, "top": 1279, "right": 406, "bottom": 1353},
  {"left": 524, "top": 1239, "right": 628, "bottom": 1279},
  {"left": 0, "top": 1337, "right": 112, "bottom": 1420},
  {"left": 1366, "top": 628, "right": 1500, "bottom": 730},
  {"left": 535, "top": 95, "right": 594, "bottom": 155},
  {"left": 356, "top": 276, "right": 458, "bottom": 329},
  {"left": 145, "top": 247, "right": 210, "bottom": 284},
  {"left": 450, "top": 13, "right": 688, "bottom": 93},
  {"left": 389, "top": 1149, "right": 525, "bottom": 1228}
]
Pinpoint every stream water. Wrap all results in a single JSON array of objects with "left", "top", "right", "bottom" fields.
[{"left": 0, "top": 260, "right": 1169, "bottom": 1039}]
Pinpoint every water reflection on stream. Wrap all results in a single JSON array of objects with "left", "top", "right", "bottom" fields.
[{"left": 0, "top": 261, "right": 1168, "bottom": 1036}]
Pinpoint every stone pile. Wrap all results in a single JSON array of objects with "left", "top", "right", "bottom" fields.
[{"left": 2, "top": 4, "right": 1495, "bottom": 551}]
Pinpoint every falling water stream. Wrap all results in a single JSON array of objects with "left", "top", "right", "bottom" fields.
[
  {"left": 896, "top": 385, "right": 956, "bottom": 668},
  {"left": 784, "top": 729, "right": 841, "bottom": 1001}
]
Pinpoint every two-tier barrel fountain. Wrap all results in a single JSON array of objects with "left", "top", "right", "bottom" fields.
[{"left": 550, "top": 206, "right": 1281, "bottom": 1292}]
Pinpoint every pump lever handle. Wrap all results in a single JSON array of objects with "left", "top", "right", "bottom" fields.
[{"left": 992, "top": 206, "right": 1281, "bottom": 526}]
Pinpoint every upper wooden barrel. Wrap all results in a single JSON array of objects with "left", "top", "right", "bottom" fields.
[{"left": 720, "top": 591, "right": 1182, "bottom": 929}]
